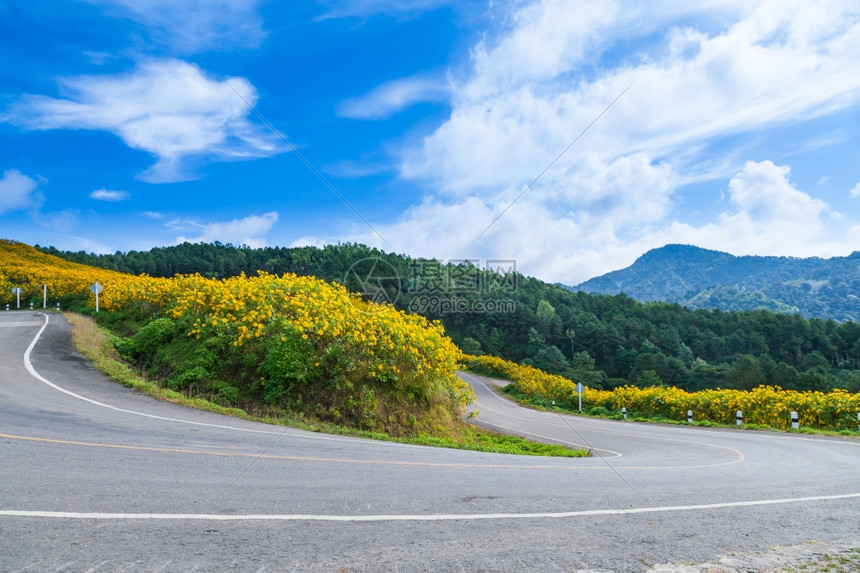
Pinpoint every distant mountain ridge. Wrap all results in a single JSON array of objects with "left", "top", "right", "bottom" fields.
[{"left": 571, "top": 244, "right": 860, "bottom": 322}]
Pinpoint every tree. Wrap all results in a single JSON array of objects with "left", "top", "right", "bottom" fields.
[
  {"left": 615, "top": 346, "right": 638, "bottom": 378},
  {"left": 799, "top": 366, "right": 834, "bottom": 393},
  {"left": 536, "top": 299, "right": 556, "bottom": 329},
  {"left": 566, "top": 351, "right": 605, "bottom": 389},
  {"left": 565, "top": 328, "right": 575, "bottom": 358},
  {"left": 839, "top": 370, "right": 860, "bottom": 393},
  {"left": 683, "top": 358, "right": 726, "bottom": 392},
  {"left": 636, "top": 370, "right": 664, "bottom": 387},
  {"left": 523, "top": 345, "right": 569, "bottom": 376},
  {"left": 725, "top": 355, "right": 766, "bottom": 390},
  {"left": 459, "top": 337, "right": 483, "bottom": 356},
  {"left": 676, "top": 342, "right": 694, "bottom": 368},
  {"left": 526, "top": 327, "right": 546, "bottom": 356}
]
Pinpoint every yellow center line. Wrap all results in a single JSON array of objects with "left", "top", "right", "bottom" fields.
[
  {"left": 0, "top": 432, "right": 590, "bottom": 469},
  {"left": 2, "top": 430, "right": 741, "bottom": 471}
]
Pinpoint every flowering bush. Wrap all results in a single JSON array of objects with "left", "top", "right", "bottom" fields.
[{"left": 467, "top": 354, "right": 860, "bottom": 431}]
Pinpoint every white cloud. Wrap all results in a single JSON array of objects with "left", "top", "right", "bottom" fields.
[
  {"left": 90, "top": 188, "right": 129, "bottom": 201},
  {"left": 653, "top": 160, "right": 839, "bottom": 258},
  {"left": 316, "top": 0, "right": 456, "bottom": 21},
  {"left": 851, "top": 182, "right": 860, "bottom": 198},
  {"left": 0, "top": 169, "right": 41, "bottom": 214},
  {"left": 0, "top": 169, "right": 79, "bottom": 232},
  {"left": 384, "top": 0, "right": 860, "bottom": 283},
  {"left": 725, "top": 161, "right": 829, "bottom": 223},
  {"left": 324, "top": 158, "right": 394, "bottom": 178},
  {"left": 83, "top": 0, "right": 266, "bottom": 53},
  {"left": 174, "top": 211, "right": 279, "bottom": 248},
  {"left": 35, "top": 234, "right": 115, "bottom": 255},
  {"left": 352, "top": 159, "right": 845, "bottom": 285},
  {"left": 338, "top": 74, "right": 450, "bottom": 120},
  {"left": 37, "top": 210, "right": 80, "bottom": 233},
  {"left": 4, "top": 59, "right": 281, "bottom": 183},
  {"left": 406, "top": 0, "right": 860, "bottom": 192},
  {"left": 289, "top": 235, "right": 330, "bottom": 249}
]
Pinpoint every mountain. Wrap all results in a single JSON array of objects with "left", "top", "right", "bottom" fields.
[{"left": 571, "top": 244, "right": 860, "bottom": 322}]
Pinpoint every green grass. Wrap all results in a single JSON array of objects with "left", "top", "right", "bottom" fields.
[
  {"left": 298, "top": 421, "right": 588, "bottom": 457},
  {"left": 66, "top": 312, "right": 587, "bottom": 458},
  {"left": 777, "top": 548, "right": 860, "bottom": 573},
  {"left": 67, "top": 312, "right": 252, "bottom": 420}
]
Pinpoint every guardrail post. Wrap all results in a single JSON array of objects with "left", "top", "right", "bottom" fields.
[
  {"left": 736, "top": 410, "right": 743, "bottom": 426},
  {"left": 687, "top": 410, "right": 693, "bottom": 424},
  {"left": 791, "top": 411, "right": 799, "bottom": 430}
]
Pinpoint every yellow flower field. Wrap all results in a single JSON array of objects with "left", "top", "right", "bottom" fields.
[
  {"left": 0, "top": 239, "right": 131, "bottom": 307},
  {"left": 467, "top": 354, "right": 860, "bottom": 431}
]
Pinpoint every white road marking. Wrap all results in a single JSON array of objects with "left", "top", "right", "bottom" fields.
[
  {"left": 22, "top": 314, "right": 277, "bottom": 435},
  {"left": 2, "top": 491, "right": 858, "bottom": 522},
  {"left": 471, "top": 417, "right": 622, "bottom": 457},
  {"left": 463, "top": 371, "right": 623, "bottom": 456},
  {"left": 18, "top": 314, "right": 434, "bottom": 451}
]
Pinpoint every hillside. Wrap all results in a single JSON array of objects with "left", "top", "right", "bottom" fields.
[
  {"left": 0, "top": 239, "right": 473, "bottom": 438},
  {"left": 572, "top": 244, "right": 860, "bottom": 322},
  {"left": 32, "top": 240, "right": 860, "bottom": 394}
]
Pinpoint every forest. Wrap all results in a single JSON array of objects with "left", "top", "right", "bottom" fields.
[{"left": 37, "top": 241, "right": 860, "bottom": 394}]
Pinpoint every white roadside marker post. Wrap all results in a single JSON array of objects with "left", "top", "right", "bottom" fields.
[
  {"left": 791, "top": 411, "right": 799, "bottom": 430},
  {"left": 687, "top": 410, "right": 693, "bottom": 424},
  {"left": 574, "top": 383, "right": 584, "bottom": 413},
  {"left": 622, "top": 407, "right": 626, "bottom": 419},
  {"left": 89, "top": 281, "right": 103, "bottom": 313},
  {"left": 736, "top": 410, "right": 743, "bottom": 426}
]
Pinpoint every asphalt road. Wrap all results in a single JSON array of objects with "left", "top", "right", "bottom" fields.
[{"left": 1, "top": 311, "right": 858, "bottom": 572}]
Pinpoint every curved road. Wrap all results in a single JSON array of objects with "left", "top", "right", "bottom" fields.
[{"left": 1, "top": 312, "right": 858, "bottom": 572}]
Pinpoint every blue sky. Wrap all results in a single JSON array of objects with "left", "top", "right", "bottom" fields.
[{"left": 2, "top": 0, "right": 859, "bottom": 285}]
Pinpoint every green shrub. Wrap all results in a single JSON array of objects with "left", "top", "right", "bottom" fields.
[
  {"left": 588, "top": 406, "right": 611, "bottom": 417},
  {"left": 203, "top": 380, "right": 240, "bottom": 406},
  {"left": 123, "top": 317, "right": 179, "bottom": 365}
]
